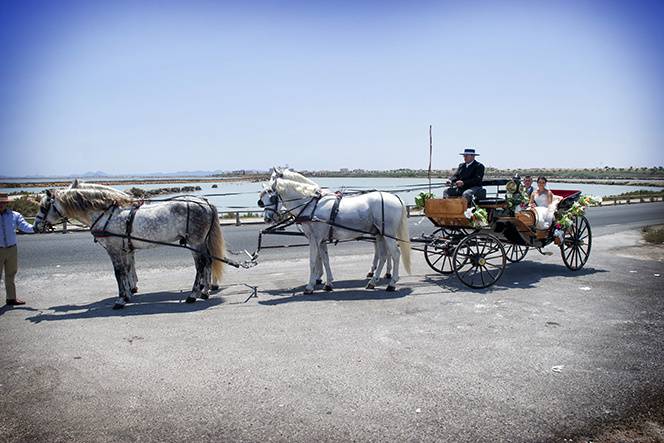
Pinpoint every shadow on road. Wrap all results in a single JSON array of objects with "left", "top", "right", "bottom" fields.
[
  {"left": 26, "top": 291, "right": 223, "bottom": 323},
  {"left": 0, "top": 305, "right": 40, "bottom": 317},
  {"left": 421, "top": 261, "right": 608, "bottom": 292},
  {"left": 259, "top": 278, "right": 412, "bottom": 305}
]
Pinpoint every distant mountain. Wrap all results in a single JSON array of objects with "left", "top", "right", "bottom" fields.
[{"left": 80, "top": 170, "right": 110, "bottom": 177}]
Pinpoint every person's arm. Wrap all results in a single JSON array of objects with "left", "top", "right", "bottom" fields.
[
  {"left": 463, "top": 163, "right": 485, "bottom": 188},
  {"left": 14, "top": 212, "right": 34, "bottom": 234},
  {"left": 547, "top": 190, "right": 553, "bottom": 205},
  {"left": 529, "top": 191, "right": 536, "bottom": 207},
  {"left": 449, "top": 164, "right": 461, "bottom": 183}
]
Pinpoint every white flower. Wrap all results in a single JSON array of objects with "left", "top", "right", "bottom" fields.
[{"left": 464, "top": 208, "right": 474, "bottom": 219}]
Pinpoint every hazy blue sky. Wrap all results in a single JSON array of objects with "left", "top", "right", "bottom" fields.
[{"left": 1, "top": 0, "right": 663, "bottom": 176}]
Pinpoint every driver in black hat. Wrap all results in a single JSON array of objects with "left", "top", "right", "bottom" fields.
[{"left": 443, "top": 148, "right": 485, "bottom": 204}]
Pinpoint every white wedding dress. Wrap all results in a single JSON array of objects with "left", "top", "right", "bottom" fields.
[{"left": 532, "top": 191, "right": 557, "bottom": 229}]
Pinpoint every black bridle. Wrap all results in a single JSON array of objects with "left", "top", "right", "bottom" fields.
[
  {"left": 258, "top": 179, "right": 321, "bottom": 224},
  {"left": 34, "top": 196, "right": 65, "bottom": 231}
]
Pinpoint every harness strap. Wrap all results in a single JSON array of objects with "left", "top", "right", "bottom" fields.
[
  {"left": 125, "top": 202, "right": 143, "bottom": 251},
  {"left": 101, "top": 204, "right": 117, "bottom": 233},
  {"left": 181, "top": 201, "right": 191, "bottom": 246},
  {"left": 328, "top": 192, "right": 342, "bottom": 243},
  {"left": 380, "top": 192, "right": 385, "bottom": 236}
]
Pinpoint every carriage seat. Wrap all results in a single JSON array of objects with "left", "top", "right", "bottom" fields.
[{"left": 477, "top": 197, "right": 506, "bottom": 206}]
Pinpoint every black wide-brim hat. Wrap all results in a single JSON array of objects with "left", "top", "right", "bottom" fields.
[{"left": 459, "top": 148, "right": 479, "bottom": 156}]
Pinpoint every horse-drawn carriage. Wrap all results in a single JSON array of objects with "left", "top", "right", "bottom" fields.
[
  {"left": 33, "top": 171, "right": 594, "bottom": 308},
  {"left": 416, "top": 179, "right": 592, "bottom": 288}
]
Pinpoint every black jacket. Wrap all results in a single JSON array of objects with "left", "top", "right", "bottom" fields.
[{"left": 450, "top": 161, "right": 485, "bottom": 191}]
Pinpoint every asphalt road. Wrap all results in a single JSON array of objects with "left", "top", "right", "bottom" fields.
[
  {"left": 15, "top": 202, "right": 664, "bottom": 273},
  {"left": 1, "top": 202, "right": 663, "bottom": 442}
]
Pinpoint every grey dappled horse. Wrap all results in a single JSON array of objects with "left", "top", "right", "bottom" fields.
[{"left": 34, "top": 185, "right": 225, "bottom": 309}]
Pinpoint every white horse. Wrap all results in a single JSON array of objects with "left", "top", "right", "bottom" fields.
[
  {"left": 259, "top": 168, "right": 410, "bottom": 293},
  {"left": 34, "top": 187, "right": 225, "bottom": 309}
]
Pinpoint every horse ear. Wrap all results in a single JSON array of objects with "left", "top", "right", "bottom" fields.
[
  {"left": 71, "top": 178, "right": 80, "bottom": 188},
  {"left": 46, "top": 189, "right": 52, "bottom": 198}
]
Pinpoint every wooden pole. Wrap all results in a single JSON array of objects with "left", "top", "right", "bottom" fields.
[{"left": 428, "top": 125, "right": 433, "bottom": 194}]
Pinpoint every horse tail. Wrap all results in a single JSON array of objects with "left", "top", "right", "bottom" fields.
[
  {"left": 207, "top": 207, "right": 225, "bottom": 284},
  {"left": 398, "top": 205, "right": 411, "bottom": 275}
]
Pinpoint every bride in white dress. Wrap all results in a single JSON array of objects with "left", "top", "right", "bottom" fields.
[{"left": 529, "top": 176, "right": 556, "bottom": 229}]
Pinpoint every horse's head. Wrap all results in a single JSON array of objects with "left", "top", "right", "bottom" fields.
[
  {"left": 257, "top": 183, "right": 282, "bottom": 223},
  {"left": 34, "top": 189, "right": 65, "bottom": 232}
]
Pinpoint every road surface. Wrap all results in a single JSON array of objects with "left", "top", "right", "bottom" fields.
[{"left": 1, "top": 202, "right": 663, "bottom": 442}]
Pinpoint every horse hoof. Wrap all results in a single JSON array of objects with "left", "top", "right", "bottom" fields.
[
  {"left": 304, "top": 289, "right": 314, "bottom": 295},
  {"left": 384, "top": 273, "right": 392, "bottom": 279},
  {"left": 386, "top": 285, "right": 396, "bottom": 292},
  {"left": 366, "top": 283, "right": 375, "bottom": 290},
  {"left": 210, "top": 284, "right": 220, "bottom": 291},
  {"left": 113, "top": 303, "right": 125, "bottom": 310},
  {"left": 324, "top": 285, "right": 333, "bottom": 292},
  {"left": 316, "top": 279, "right": 323, "bottom": 285},
  {"left": 131, "top": 287, "right": 138, "bottom": 294},
  {"left": 366, "top": 272, "right": 374, "bottom": 278},
  {"left": 185, "top": 296, "right": 196, "bottom": 303},
  {"left": 200, "top": 294, "right": 210, "bottom": 300}
]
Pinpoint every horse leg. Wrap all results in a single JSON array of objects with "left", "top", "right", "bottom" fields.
[
  {"left": 128, "top": 250, "right": 139, "bottom": 294},
  {"left": 200, "top": 255, "right": 213, "bottom": 300},
  {"left": 305, "top": 242, "right": 320, "bottom": 294},
  {"left": 188, "top": 252, "right": 206, "bottom": 303},
  {"left": 319, "top": 242, "right": 334, "bottom": 291},
  {"left": 384, "top": 238, "right": 401, "bottom": 291},
  {"left": 367, "top": 241, "right": 380, "bottom": 278},
  {"left": 384, "top": 249, "right": 393, "bottom": 280},
  {"left": 109, "top": 250, "right": 132, "bottom": 309},
  {"left": 314, "top": 251, "right": 324, "bottom": 286},
  {"left": 367, "top": 237, "right": 388, "bottom": 289}
]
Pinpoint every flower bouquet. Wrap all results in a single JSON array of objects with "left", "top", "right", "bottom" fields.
[
  {"left": 505, "top": 181, "right": 529, "bottom": 213},
  {"left": 464, "top": 205, "right": 488, "bottom": 228},
  {"left": 553, "top": 194, "right": 601, "bottom": 244}
]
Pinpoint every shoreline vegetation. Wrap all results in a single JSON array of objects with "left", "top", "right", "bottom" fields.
[{"left": 1, "top": 167, "right": 664, "bottom": 190}]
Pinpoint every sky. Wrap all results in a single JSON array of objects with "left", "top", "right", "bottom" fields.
[{"left": 1, "top": 0, "right": 663, "bottom": 176}]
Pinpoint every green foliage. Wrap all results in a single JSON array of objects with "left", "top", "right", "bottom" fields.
[
  {"left": 415, "top": 192, "right": 434, "bottom": 209},
  {"left": 6, "top": 195, "right": 40, "bottom": 217},
  {"left": 642, "top": 225, "right": 664, "bottom": 244},
  {"left": 604, "top": 190, "right": 664, "bottom": 199}
]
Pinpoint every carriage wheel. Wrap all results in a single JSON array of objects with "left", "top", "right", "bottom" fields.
[
  {"left": 441, "top": 227, "right": 476, "bottom": 238},
  {"left": 424, "top": 229, "right": 456, "bottom": 274},
  {"left": 504, "top": 244, "right": 529, "bottom": 263},
  {"left": 560, "top": 215, "right": 592, "bottom": 270},
  {"left": 453, "top": 233, "right": 506, "bottom": 289}
]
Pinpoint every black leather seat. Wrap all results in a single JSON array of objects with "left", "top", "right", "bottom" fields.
[{"left": 477, "top": 197, "right": 506, "bottom": 205}]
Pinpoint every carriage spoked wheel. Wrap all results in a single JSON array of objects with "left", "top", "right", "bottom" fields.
[
  {"left": 560, "top": 215, "right": 592, "bottom": 270},
  {"left": 441, "top": 227, "right": 477, "bottom": 238},
  {"left": 424, "top": 228, "right": 456, "bottom": 274},
  {"left": 504, "top": 244, "right": 529, "bottom": 263},
  {"left": 453, "top": 233, "right": 506, "bottom": 289}
]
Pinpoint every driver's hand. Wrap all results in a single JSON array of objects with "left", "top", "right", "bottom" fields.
[{"left": 455, "top": 180, "right": 464, "bottom": 188}]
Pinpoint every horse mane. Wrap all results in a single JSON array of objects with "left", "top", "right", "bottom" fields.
[
  {"left": 55, "top": 188, "right": 135, "bottom": 224},
  {"left": 69, "top": 179, "right": 132, "bottom": 197},
  {"left": 275, "top": 178, "right": 320, "bottom": 198},
  {"left": 281, "top": 169, "right": 319, "bottom": 187}
]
